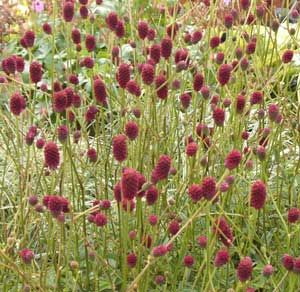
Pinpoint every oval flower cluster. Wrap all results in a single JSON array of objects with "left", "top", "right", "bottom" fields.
[{"left": 43, "top": 195, "right": 70, "bottom": 220}]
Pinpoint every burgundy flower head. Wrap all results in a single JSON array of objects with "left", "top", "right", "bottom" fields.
[
  {"left": 57, "top": 125, "right": 69, "bottom": 142},
  {"left": 28, "top": 195, "right": 38, "bottom": 206},
  {"left": 64, "top": 87, "right": 74, "bottom": 108},
  {"left": 146, "top": 185, "right": 159, "bottom": 205},
  {"left": 93, "top": 78, "right": 107, "bottom": 105},
  {"left": 215, "top": 52, "right": 225, "bottom": 64},
  {"left": 25, "top": 132, "right": 35, "bottom": 146},
  {"left": 282, "top": 50, "right": 294, "bottom": 64},
  {"left": 246, "top": 41, "right": 256, "bottom": 55},
  {"left": 240, "top": 0, "right": 250, "bottom": 10},
  {"left": 150, "top": 44, "right": 161, "bottom": 64},
  {"left": 202, "top": 176, "right": 216, "bottom": 200},
  {"left": 142, "top": 64, "right": 155, "bottom": 85},
  {"left": 48, "top": 196, "right": 64, "bottom": 215},
  {"left": 217, "top": 64, "right": 232, "bottom": 86},
  {"left": 282, "top": 254, "right": 294, "bottom": 271},
  {"left": 100, "top": 199, "right": 111, "bottom": 210},
  {"left": 20, "top": 249, "right": 34, "bottom": 264},
  {"left": 147, "top": 28, "right": 156, "bottom": 40},
  {"left": 152, "top": 245, "right": 168, "bottom": 257},
  {"left": 85, "top": 105, "right": 99, "bottom": 123},
  {"left": 214, "top": 249, "right": 229, "bottom": 267},
  {"left": 71, "top": 28, "right": 81, "bottom": 44},
  {"left": 112, "top": 46, "right": 120, "bottom": 59},
  {"left": 225, "top": 149, "right": 242, "bottom": 170},
  {"left": 114, "top": 182, "right": 122, "bottom": 202},
  {"left": 201, "top": 87, "right": 211, "bottom": 102},
  {"left": 250, "top": 91, "right": 263, "bottom": 105},
  {"left": 184, "top": 33, "right": 191, "bottom": 44},
  {"left": 106, "top": 12, "right": 118, "bottom": 30},
  {"left": 155, "top": 74, "right": 168, "bottom": 99},
  {"left": 73, "top": 130, "right": 81, "bottom": 144},
  {"left": 126, "top": 80, "right": 141, "bottom": 97},
  {"left": 256, "top": 5, "right": 266, "bottom": 18},
  {"left": 148, "top": 214, "right": 158, "bottom": 225},
  {"left": 53, "top": 80, "right": 62, "bottom": 92},
  {"left": 10, "top": 92, "right": 26, "bottom": 116},
  {"left": 240, "top": 57, "right": 249, "bottom": 71},
  {"left": 211, "top": 95, "right": 219, "bottom": 105},
  {"left": 68, "top": 74, "right": 79, "bottom": 85},
  {"left": 44, "top": 195, "right": 70, "bottom": 216},
  {"left": 87, "top": 148, "right": 97, "bottom": 162},
  {"left": 268, "top": 104, "right": 279, "bottom": 121},
  {"left": 63, "top": 1, "right": 75, "bottom": 22},
  {"left": 161, "top": 37, "right": 172, "bottom": 59},
  {"left": 235, "top": 47, "right": 243, "bottom": 59},
  {"left": 125, "top": 121, "right": 139, "bottom": 140},
  {"left": 186, "top": 142, "right": 198, "bottom": 157},
  {"left": 80, "top": 5, "right": 89, "bottom": 19},
  {"left": 53, "top": 90, "right": 67, "bottom": 113},
  {"left": 224, "top": 14, "right": 233, "bottom": 29},
  {"left": 236, "top": 94, "right": 246, "bottom": 113},
  {"left": 180, "top": 92, "right": 192, "bottom": 109},
  {"left": 183, "top": 255, "right": 194, "bottom": 267},
  {"left": 85, "top": 34, "right": 96, "bottom": 52},
  {"left": 263, "top": 264, "right": 274, "bottom": 277},
  {"left": 237, "top": 256, "right": 253, "bottom": 282},
  {"left": 67, "top": 111, "right": 75, "bottom": 123},
  {"left": 30, "top": 61, "right": 42, "bottom": 84},
  {"left": 188, "top": 184, "right": 203, "bottom": 202},
  {"left": 172, "top": 79, "right": 181, "bottom": 90},
  {"left": 213, "top": 107, "right": 225, "bottom": 126},
  {"left": 115, "top": 20, "right": 125, "bottom": 38},
  {"left": 168, "top": 219, "right": 180, "bottom": 235},
  {"left": 15, "top": 56, "right": 25, "bottom": 72},
  {"left": 174, "top": 48, "right": 189, "bottom": 65},
  {"left": 121, "top": 168, "right": 139, "bottom": 200},
  {"left": 287, "top": 208, "right": 300, "bottom": 224},
  {"left": 20, "top": 37, "right": 28, "bottom": 48},
  {"left": 213, "top": 216, "right": 233, "bottom": 246},
  {"left": 40, "top": 83, "right": 48, "bottom": 92},
  {"left": 44, "top": 141, "right": 60, "bottom": 170},
  {"left": 117, "top": 63, "right": 131, "bottom": 88},
  {"left": 151, "top": 155, "right": 171, "bottom": 183},
  {"left": 193, "top": 72, "right": 204, "bottom": 91},
  {"left": 2, "top": 57, "right": 16, "bottom": 74},
  {"left": 113, "top": 134, "right": 127, "bottom": 162},
  {"left": 127, "top": 253, "right": 137, "bottom": 268},
  {"left": 191, "top": 30, "right": 202, "bottom": 44},
  {"left": 36, "top": 138, "right": 45, "bottom": 149},
  {"left": 43, "top": 23, "right": 52, "bottom": 34},
  {"left": 210, "top": 36, "right": 220, "bottom": 49},
  {"left": 250, "top": 180, "right": 267, "bottom": 209},
  {"left": 94, "top": 212, "right": 107, "bottom": 227},
  {"left": 197, "top": 235, "right": 207, "bottom": 248},
  {"left": 137, "top": 21, "right": 149, "bottom": 39},
  {"left": 23, "top": 31, "right": 35, "bottom": 47},
  {"left": 196, "top": 123, "right": 209, "bottom": 138}
]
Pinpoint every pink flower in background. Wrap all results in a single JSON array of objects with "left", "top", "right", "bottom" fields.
[
  {"left": 33, "top": 0, "right": 45, "bottom": 13},
  {"left": 223, "top": 0, "right": 231, "bottom": 5}
]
